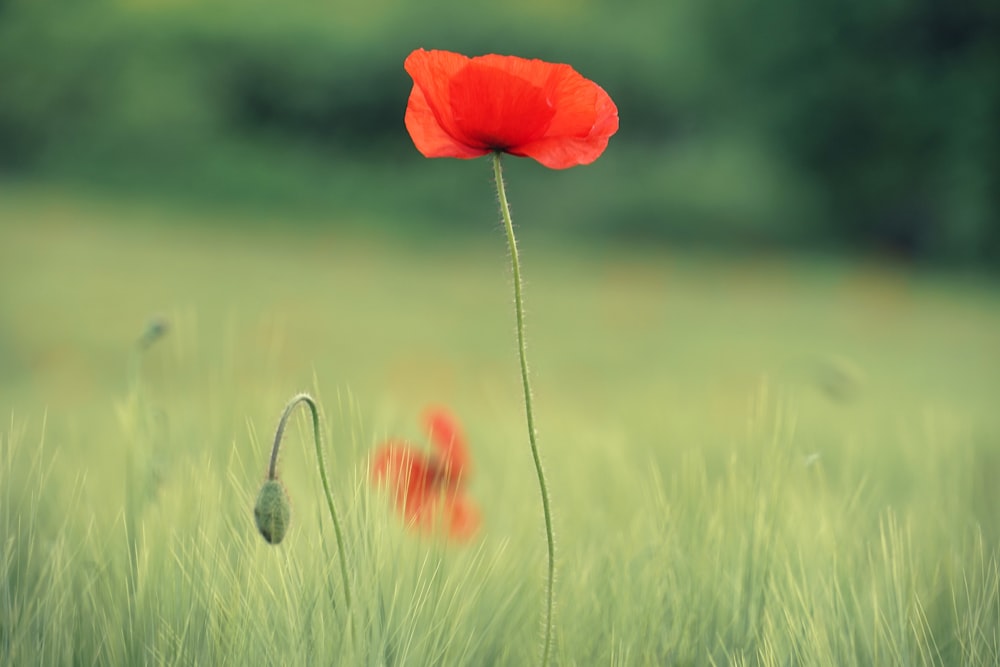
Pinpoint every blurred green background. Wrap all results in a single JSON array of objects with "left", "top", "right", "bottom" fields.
[{"left": 2, "top": 0, "right": 997, "bottom": 263}]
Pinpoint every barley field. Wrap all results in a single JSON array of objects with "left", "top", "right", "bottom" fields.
[{"left": 1, "top": 189, "right": 998, "bottom": 665}]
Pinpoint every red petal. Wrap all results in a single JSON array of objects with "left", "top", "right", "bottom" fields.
[
  {"left": 405, "top": 83, "right": 490, "bottom": 160},
  {"left": 371, "top": 441, "right": 436, "bottom": 520},
  {"left": 446, "top": 59, "right": 555, "bottom": 150},
  {"left": 404, "top": 50, "right": 490, "bottom": 160},
  {"left": 423, "top": 406, "right": 471, "bottom": 483},
  {"left": 444, "top": 495, "right": 481, "bottom": 541},
  {"left": 512, "top": 75, "right": 618, "bottom": 169}
]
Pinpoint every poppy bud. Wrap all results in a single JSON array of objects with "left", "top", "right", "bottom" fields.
[
  {"left": 254, "top": 479, "right": 291, "bottom": 544},
  {"left": 137, "top": 315, "right": 169, "bottom": 350}
]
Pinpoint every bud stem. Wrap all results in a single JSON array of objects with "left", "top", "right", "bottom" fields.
[{"left": 266, "top": 393, "right": 352, "bottom": 610}]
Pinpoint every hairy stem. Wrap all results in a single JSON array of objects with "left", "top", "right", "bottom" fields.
[
  {"left": 492, "top": 152, "right": 555, "bottom": 667},
  {"left": 267, "top": 393, "right": 352, "bottom": 610}
]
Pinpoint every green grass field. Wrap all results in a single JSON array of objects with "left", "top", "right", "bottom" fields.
[{"left": 2, "top": 187, "right": 999, "bottom": 665}]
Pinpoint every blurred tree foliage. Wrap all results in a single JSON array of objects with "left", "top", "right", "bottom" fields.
[
  {"left": 0, "top": 0, "right": 996, "bottom": 262},
  {"left": 699, "top": 0, "right": 1000, "bottom": 261}
]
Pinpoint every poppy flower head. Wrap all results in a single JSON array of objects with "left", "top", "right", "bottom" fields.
[
  {"left": 404, "top": 49, "right": 619, "bottom": 169},
  {"left": 371, "top": 407, "right": 480, "bottom": 540}
]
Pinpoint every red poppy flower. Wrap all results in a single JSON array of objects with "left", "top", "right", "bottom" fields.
[
  {"left": 404, "top": 48, "right": 619, "bottom": 169},
  {"left": 371, "top": 407, "right": 480, "bottom": 540}
]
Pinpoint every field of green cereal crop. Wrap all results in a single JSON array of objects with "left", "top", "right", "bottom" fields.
[{"left": 2, "top": 188, "right": 999, "bottom": 665}]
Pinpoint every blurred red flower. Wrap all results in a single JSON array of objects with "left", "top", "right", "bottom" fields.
[
  {"left": 404, "top": 48, "right": 619, "bottom": 169},
  {"left": 371, "top": 407, "right": 480, "bottom": 540}
]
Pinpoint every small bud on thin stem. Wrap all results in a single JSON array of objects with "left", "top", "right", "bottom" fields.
[{"left": 258, "top": 393, "right": 352, "bottom": 611}]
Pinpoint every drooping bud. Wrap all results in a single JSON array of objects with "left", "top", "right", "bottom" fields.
[
  {"left": 137, "top": 315, "right": 170, "bottom": 350},
  {"left": 254, "top": 479, "right": 291, "bottom": 544}
]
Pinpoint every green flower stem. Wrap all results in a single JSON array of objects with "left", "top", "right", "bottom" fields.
[
  {"left": 492, "top": 152, "right": 555, "bottom": 667},
  {"left": 267, "top": 393, "right": 352, "bottom": 610}
]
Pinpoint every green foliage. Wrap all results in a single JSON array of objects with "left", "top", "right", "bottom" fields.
[
  {"left": 0, "top": 0, "right": 996, "bottom": 262},
  {"left": 697, "top": 0, "right": 1000, "bottom": 261}
]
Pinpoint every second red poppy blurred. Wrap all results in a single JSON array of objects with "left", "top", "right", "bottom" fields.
[{"left": 371, "top": 406, "right": 480, "bottom": 541}]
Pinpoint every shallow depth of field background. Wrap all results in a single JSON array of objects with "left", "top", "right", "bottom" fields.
[{"left": 1, "top": 0, "right": 999, "bottom": 664}]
